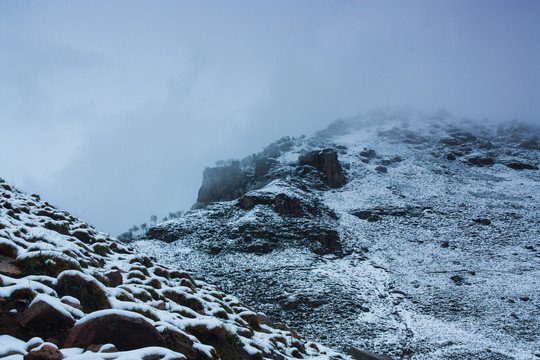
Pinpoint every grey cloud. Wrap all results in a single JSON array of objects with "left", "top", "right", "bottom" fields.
[{"left": 1, "top": 0, "right": 539, "bottom": 234}]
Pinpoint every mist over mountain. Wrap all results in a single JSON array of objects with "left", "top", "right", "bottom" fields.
[{"left": 2, "top": 1, "right": 540, "bottom": 236}]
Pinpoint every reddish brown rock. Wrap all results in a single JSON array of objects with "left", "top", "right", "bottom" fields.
[
  {"left": 64, "top": 313, "right": 166, "bottom": 351},
  {"left": 71, "top": 230, "right": 92, "bottom": 244},
  {"left": 0, "top": 255, "right": 22, "bottom": 278},
  {"left": 56, "top": 272, "right": 110, "bottom": 312},
  {"left": 60, "top": 297, "right": 82, "bottom": 310},
  {"left": 24, "top": 345, "right": 64, "bottom": 360},
  {"left": 85, "top": 344, "right": 118, "bottom": 353},
  {"left": 19, "top": 299, "right": 75, "bottom": 329},
  {"left": 104, "top": 269, "right": 123, "bottom": 287},
  {"left": 298, "top": 149, "right": 347, "bottom": 188},
  {"left": 274, "top": 194, "right": 303, "bottom": 217},
  {"left": 161, "top": 327, "right": 210, "bottom": 360}
]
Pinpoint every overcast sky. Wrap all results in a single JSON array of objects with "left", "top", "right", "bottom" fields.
[{"left": 1, "top": 0, "right": 539, "bottom": 235}]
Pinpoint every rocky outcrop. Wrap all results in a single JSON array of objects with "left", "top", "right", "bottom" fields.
[
  {"left": 274, "top": 194, "right": 304, "bottom": 217},
  {"left": 298, "top": 149, "right": 347, "bottom": 188},
  {"left": 196, "top": 161, "right": 248, "bottom": 207}
]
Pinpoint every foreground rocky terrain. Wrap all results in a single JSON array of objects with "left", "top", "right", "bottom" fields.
[
  {"left": 0, "top": 178, "right": 348, "bottom": 360},
  {"left": 134, "top": 108, "right": 540, "bottom": 360}
]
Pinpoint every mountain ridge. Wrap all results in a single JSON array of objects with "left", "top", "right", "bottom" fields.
[{"left": 133, "top": 108, "right": 540, "bottom": 360}]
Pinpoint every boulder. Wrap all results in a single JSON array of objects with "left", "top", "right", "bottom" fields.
[
  {"left": 161, "top": 327, "right": 208, "bottom": 360},
  {"left": 0, "top": 255, "right": 22, "bottom": 277},
  {"left": 360, "top": 149, "right": 377, "bottom": 158},
  {"left": 19, "top": 299, "right": 75, "bottom": 329},
  {"left": 105, "top": 269, "right": 123, "bottom": 287},
  {"left": 349, "top": 347, "right": 393, "bottom": 360},
  {"left": 24, "top": 345, "right": 64, "bottom": 360},
  {"left": 64, "top": 313, "right": 167, "bottom": 351},
  {"left": 374, "top": 166, "right": 387, "bottom": 173},
  {"left": 56, "top": 272, "right": 110, "bottom": 312}
]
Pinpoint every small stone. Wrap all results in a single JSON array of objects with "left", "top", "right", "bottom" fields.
[{"left": 24, "top": 345, "right": 63, "bottom": 360}]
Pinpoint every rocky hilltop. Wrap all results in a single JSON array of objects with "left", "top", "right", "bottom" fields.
[
  {"left": 134, "top": 108, "right": 540, "bottom": 360},
  {"left": 0, "top": 178, "right": 348, "bottom": 360}
]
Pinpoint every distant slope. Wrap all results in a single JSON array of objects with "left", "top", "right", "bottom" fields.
[
  {"left": 0, "top": 178, "right": 347, "bottom": 360},
  {"left": 135, "top": 108, "right": 540, "bottom": 360}
]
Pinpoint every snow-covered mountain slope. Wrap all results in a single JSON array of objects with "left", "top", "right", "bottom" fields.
[
  {"left": 134, "top": 108, "right": 540, "bottom": 360},
  {"left": 0, "top": 179, "right": 348, "bottom": 360}
]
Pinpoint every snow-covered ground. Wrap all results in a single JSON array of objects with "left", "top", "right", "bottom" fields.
[{"left": 135, "top": 108, "right": 540, "bottom": 360}]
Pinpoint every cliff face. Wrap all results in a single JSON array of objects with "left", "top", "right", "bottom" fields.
[
  {"left": 0, "top": 178, "right": 347, "bottom": 360},
  {"left": 195, "top": 144, "right": 347, "bottom": 209},
  {"left": 136, "top": 108, "right": 540, "bottom": 360}
]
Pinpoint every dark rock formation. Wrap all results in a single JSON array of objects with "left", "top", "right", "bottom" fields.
[
  {"left": 349, "top": 347, "right": 394, "bottom": 360},
  {"left": 352, "top": 207, "right": 426, "bottom": 220},
  {"left": 360, "top": 149, "right": 377, "bottom": 159},
  {"left": 64, "top": 313, "right": 167, "bottom": 351},
  {"left": 466, "top": 156, "right": 495, "bottom": 167},
  {"left": 56, "top": 272, "right": 110, "bottom": 313},
  {"left": 24, "top": 345, "right": 64, "bottom": 360},
  {"left": 19, "top": 299, "right": 75, "bottom": 329},
  {"left": 506, "top": 162, "right": 538, "bottom": 170},
  {"left": 160, "top": 328, "right": 208, "bottom": 360},
  {"left": 274, "top": 194, "right": 304, "bottom": 217},
  {"left": 254, "top": 157, "right": 279, "bottom": 182},
  {"left": 104, "top": 269, "right": 123, "bottom": 287},
  {"left": 473, "top": 218, "right": 491, "bottom": 225},
  {"left": 196, "top": 161, "right": 247, "bottom": 207},
  {"left": 298, "top": 149, "right": 347, "bottom": 188},
  {"left": 238, "top": 194, "right": 273, "bottom": 210}
]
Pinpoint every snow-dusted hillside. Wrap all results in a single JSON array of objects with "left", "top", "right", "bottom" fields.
[
  {"left": 0, "top": 179, "right": 348, "bottom": 360},
  {"left": 134, "top": 108, "right": 540, "bottom": 360}
]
